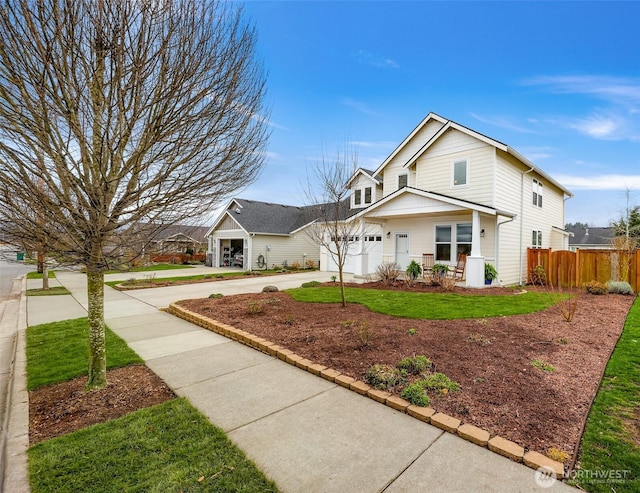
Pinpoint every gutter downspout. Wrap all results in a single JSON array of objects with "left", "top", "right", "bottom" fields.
[
  {"left": 496, "top": 214, "right": 516, "bottom": 284},
  {"left": 519, "top": 167, "right": 535, "bottom": 285}
]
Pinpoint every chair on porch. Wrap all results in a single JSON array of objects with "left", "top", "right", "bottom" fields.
[
  {"left": 450, "top": 253, "right": 467, "bottom": 281},
  {"left": 422, "top": 253, "right": 435, "bottom": 281}
]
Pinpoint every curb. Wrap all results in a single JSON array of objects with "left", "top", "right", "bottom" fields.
[{"left": 167, "top": 302, "right": 566, "bottom": 480}]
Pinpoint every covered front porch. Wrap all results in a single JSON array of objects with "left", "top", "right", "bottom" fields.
[{"left": 351, "top": 188, "right": 515, "bottom": 287}]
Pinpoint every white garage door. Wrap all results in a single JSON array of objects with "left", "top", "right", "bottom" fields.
[{"left": 326, "top": 233, "right": 383, "bottom": 275}]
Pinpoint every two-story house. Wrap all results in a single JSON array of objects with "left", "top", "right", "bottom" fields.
[
  {"left": 329, "top": 112, "right": 572, "bottom": 286},
  {"left": 206, "top": 112, "right": 572, "bottom": 286}
]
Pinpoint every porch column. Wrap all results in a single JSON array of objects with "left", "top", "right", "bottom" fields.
[
  {"left": 355, "top": 218, "right": 367, "bottom": 276},
  {"left": 466, "top": 210, "right": 485, "bottom": 288}
]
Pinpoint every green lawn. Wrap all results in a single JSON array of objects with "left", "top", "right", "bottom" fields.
[
  {"left": 26, "top": 318, "right": 280, "bottom": 492},
  {"left": 286, "top": 286, "right": 555, "bottom": 319},
  {"left": 26, "top": 318, "right": 143, "bottom": 390},
  {"left": 104, "top": 269, "right": 294, "bottom": 288},
  {"left": 28, "top": 398, "right": 278, "bottom": 493},
  {"left": 26, "top": 286, "right": 70, "bottom": 296},
  {"left": 104, "top": 263, "right": 196, "bottom": 274},
  {"left": 571, "top": 296, "right": 640, "bottom": 492},
  {"left": 26, "top": 271, "right": 56, "bottom": 279}
]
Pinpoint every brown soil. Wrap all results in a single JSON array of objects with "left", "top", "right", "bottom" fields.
[
  {"left": 29, "top": 365, "right": 176, "bottom": 444},
  {"left": 178, "top": 282, "right": 634, "bottom": 462}
]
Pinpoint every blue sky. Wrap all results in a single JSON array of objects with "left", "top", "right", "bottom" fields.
[{"left": 236, "top": 1, "right": 640, "bottom": 227}]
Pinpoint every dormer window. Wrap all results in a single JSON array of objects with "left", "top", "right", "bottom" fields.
[
  {"left": 364, "top": 187, "right": 372, "bottom": 204},
  {"left": 354, "top": 189, "right": 362, "bottom": 206},
  {"left": 398, "top": 174, "right": 408, "bottom": 189}
]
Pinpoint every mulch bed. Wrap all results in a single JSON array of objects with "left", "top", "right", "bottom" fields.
[
  {"left": 177, "top": 282, "right": 635, "bottom": 463},
  {"left": 29, "top": 365, "right": 176, "bottom": 444}
]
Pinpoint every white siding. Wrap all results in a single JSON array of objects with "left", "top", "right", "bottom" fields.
[
  {"left": 414, "top": 129, "right": 495, "bottom": 205},
  {"left": 382, "top": 120, "right": 445, "bottom": 197},
  {"left": 350, "top": 174, "right": 381, "bottom": 209}
]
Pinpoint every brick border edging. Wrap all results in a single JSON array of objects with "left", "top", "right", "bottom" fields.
[{"left": 166, "top": 303, "right": 565, "bottom": 479}]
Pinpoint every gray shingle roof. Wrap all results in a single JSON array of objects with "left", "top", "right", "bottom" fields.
[
  {"left": 226, "top": 198, "right": 355, "bottom": 235},
  {"left": 567, "top": 227, "right": 614, "bottom": 246}
]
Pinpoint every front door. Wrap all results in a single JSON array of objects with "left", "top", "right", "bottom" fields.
[{"left": 395, "top": 233, "right": 410, "bottom": 269}]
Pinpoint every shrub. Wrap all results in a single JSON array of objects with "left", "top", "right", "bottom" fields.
[
  {"left": 301, "top": 281, "right": 321, "bottom": 288},
  {"left": 584, "top": 280, "right": 607, "bottom": 295},
  {"left": 357, "top": 321, "right": 374, "bottom": 347},
  {"left": 531, "top": 359, "right": 555, "bottom": 372},
  {"left": 607, "top": 280, "right": 634, "bottom": 295},
  {"left": 401, "top": 383, "right": 430, "bottom": 407},
  {"left": 397, "top": 355, "right": 432, "bottom": 375},
  {"left": 422, "top": 373, "right": 460, "bottom": 393},
  {"left": 407, "top": 328, "right": 417, "bottom": 336},
  {"left": 530, "top": 265, "right": 547, "bottom": 285},
  {"left": 376, "top": 262, "right": 401, "bottom": 285},
  {"left": 405, "top": 260, "right": 422, "bottom": 280},
  {"left": 246, "top": 301, "right": 263, "bottom": 314},
  {"left": 290, "top": 261, "right": 302, "bottom": 270},
  {"left": 305, "top": 259, "right": 316, "bottom": 269},
  {"left": 208, "top": 293, "right": 223, "bottom": 299},
  {"left": 364, "top": 364, "right": 407, "bottom": 390},
  {"left": 440, "top": 276, "right": 456, "bottom": 292},
  {"left": 283, "top": 313, "right": 295, "bottom": 325}
]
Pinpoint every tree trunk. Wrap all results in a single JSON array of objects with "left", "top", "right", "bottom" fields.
[
  {"left": 85, "top": 263, "right": 107, "bottom": 391},
  {"left": 42, "top": 261, "right": 49, "bottom": 290}
]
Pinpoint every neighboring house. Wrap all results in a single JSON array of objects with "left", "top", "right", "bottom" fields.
[
  {"left": 331, "top": 112, "right": 573, "bottom": 287},
  {"left": 567, "top": 227, "right": 614, "bottom": 251},
  {"left": 205, "top": 199, "right": 323, "bottom": 270},
  {"left": 148, "top": 225, "right": 209, "bottom": 254}
]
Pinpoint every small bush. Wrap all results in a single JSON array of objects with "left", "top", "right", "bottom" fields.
[
  {"left": 246, "top": 301, "right": 263, "bottom": 314},
  {"left": 422, "top": 373, "right": 460, "bottom": 393},
  {"left": 208, "top": 293, "right": 223, "bottom": 299},
  {"left": 305, "top": 259, "right": 316, "bottom": 269},
  {"left": 401, "top": 383, "right": 430, "bottom": 407},
  {"left": 440, "top": 276, "right": 456, "bottom": 292},
  {"left": 530, "top": 265, "right": 547, "bottom": 285},
  {"left": 283, "top": 313, "right": 294, "bottom": 325},
  {"left": 606, "top": 280, "right": 634, "bottom": 295},
  {"left": 407, "top": 328, "right": 417, "bottom": 336},
  {"left": 584, "top": 280, "right": 607, "bottom": 295},
  {"left": 365, "top": 364, "right": 407, "bottom": 390},
  {"left": 397, "top": 355, "right": 432, "bottom": 375},
  {"left": 301, "top": 281, "right": 321, "bottom": 288},
  {"left": 405, "top": 260, "right": 422, "bottom": 280},
  {"left": 531, "top": 359, "right": 555, "bottom": 372},
  {"left": 376, "top": 262, "right": 401, "bottom": 285},
  {"left": 546, "top": 447, "right": 570, "bottom": 463},
  {"left": 290, "top": 261, "right": 302, "bottom": 270},
  {"left": 357, "top": 321, "right": 374, "bottom": 347}
]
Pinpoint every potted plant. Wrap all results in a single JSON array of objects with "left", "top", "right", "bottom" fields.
[
  {"left": 484, "top": 263, "right": 498, "bottom": 285},
  {"left": 406, "top": 260, "right": 422, "bottom": 281},
  {"left": 431, "top": 263, "right": 449, "bottom": 278}
]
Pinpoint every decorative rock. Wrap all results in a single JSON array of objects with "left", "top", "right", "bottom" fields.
[{"left": 262, "top": 285, "right": 279, "bottom": 292}]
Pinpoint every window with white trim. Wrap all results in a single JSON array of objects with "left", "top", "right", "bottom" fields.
[
  {"left": 354, "top": 189, "right": 361, "bottom": 206},
  {"left": 532, "top": 230, "right": 542, "bottom": 248},
  {"left": 452, "top": 159, "right": 468, "bottom": 187},
  {"left": 364, "top": 186, "right": 372, "bottom": 204},
  {"left": 532, "top": 179, "right": 543, "bottom": 208},
  {"left": 435, "top": 222, "right": 472, "bottom": 262},
  {"left": 398, "top": 174, "right": 408, "bottom": 189}
]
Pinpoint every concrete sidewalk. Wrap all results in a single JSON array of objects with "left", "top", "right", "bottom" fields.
[{"left": 11, "top": 270, "right": 577, "bottom": 492}]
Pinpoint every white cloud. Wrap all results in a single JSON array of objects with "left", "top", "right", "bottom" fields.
[
  {"left": 568, "top": 114, "right": 619, "bottom": 139},
  {"left": 470, "top": 113, "right": 536, "bottom": 134},
  {"left": 353, "top": 50, "right": 399, "bottom": 69},
  {"left": 341, "top": 98, "right": 378, "bottom": 116},
  {"left": 552, "top": 173, "right": 640, "bottom": 190},
  {"left": 522, "top": 75, "right": 640, "bottom": 105}
]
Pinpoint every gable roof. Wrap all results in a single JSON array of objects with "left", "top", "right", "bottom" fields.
[
  {"left": 567, "top": 226, "right": 614, "bottom": 246},
  {"left": 207, "top": 198, "right": 357, "bottom": 236},
  {"left": 346, "top": 167, "right": 382, "bottom": 188},
  {"left": 374, "top": 112, "right": 573, "bottom": 197}
]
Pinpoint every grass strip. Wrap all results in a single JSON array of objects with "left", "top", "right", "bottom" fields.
[
  {"left": 571, "top": 296, "right": 640, "bottom": 491},
  {"left": 26, "top": 271, "right": 56, "bottom": 279},
  {"left": 28, "top": 398, "right": 279, "bottom": 493},
  {"left": 286, "top": 286, "right": 555, "bottom": 319},
  {"left": 26, "top": 317, "right": 143, "bottom": 390},
  {"left": 104, "top": 263, "right": 196, "bottom": 274},
  {"left": 26, "top": 286, "right": 70, "bottom": 296}
]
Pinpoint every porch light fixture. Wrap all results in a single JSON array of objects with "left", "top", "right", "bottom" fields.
[
  {"left": 480, "top": 228, "right": 485, "bottom": 237},
  {"left": 386, "top": 232, "right": 391, "bottom": 238}
]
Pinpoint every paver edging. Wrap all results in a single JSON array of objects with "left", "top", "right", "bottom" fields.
[{"left": 166, "top": 303, "right": 566, "bottom": 479}]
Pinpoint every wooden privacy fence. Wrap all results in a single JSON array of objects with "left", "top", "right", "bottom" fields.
[{"left": 527, "top": 248, "right": 640, "bottom": 292}]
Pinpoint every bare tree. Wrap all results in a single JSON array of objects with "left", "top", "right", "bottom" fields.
[
  {"left": 0, "top": 0, "right": 269, "bottom": 390},
  {"left": 303, "top": 148, "right": 364, "bottom": 307}
]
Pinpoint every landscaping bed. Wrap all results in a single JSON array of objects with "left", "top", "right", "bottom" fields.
[{"left": 177, "top": 283, "right": 635, "bottom": 465}]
